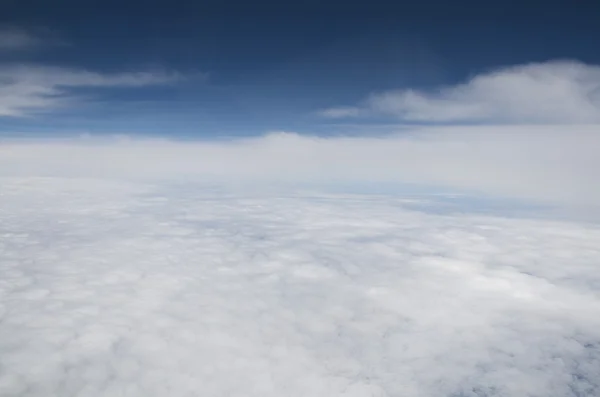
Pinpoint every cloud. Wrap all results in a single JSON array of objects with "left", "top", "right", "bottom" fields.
[
  {"left": 0, "top": 27, "right": 42, "bottom": 50},
  {"left": 319, "top": 106, "right": 363, "bottom": 118},
  {"left": 321, "top": 60, "right": 600, "bottom": 124},
  {"left": 0, "top": 175, "right": 598, "bottom": 396},
  {"left": 1, "top": 127, "right": 598, "bottom": 208},
  {"left": 0, "top": 65, "right": 181, "bottom": 116}
]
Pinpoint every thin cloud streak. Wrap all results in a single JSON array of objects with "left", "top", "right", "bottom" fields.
[
  {"left": 319, "top": 106, "right": 363, "bottom": 118},
  {"left": 0, "top": 65, "right": 182, "bottom": 116},
  {"left": 0, "top": 27, "right": 41, "bottom": 50}
]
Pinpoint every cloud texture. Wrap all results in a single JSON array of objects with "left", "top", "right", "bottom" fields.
[{"left": 0, "top": 175, "right": 599, "bottom": 397}]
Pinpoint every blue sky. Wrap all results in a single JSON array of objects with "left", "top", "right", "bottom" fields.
[{"left": 1, "top": 0, "right": 599, "bottom": 136}]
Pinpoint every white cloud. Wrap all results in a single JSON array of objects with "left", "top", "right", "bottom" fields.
[
  {"left": 321, "top": 60, "right": 600, "bottom": 124},
  {"left": 0, "top": 27, "right": 186, "bottom": 116},
  {"left": 0, "top": 65, "right": 181, "bottom": 116},
  {"left": 0, "top": 175, "right": 598, "bottom": 396},
  {"left": 1, "top": 127, "right": 599, "bottom": 208}
]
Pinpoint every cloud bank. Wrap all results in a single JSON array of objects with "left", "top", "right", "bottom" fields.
[
  {"left": 322, "top": 61, "right": 600, "bottom": 124},
  {"left": 1, "top": 127, "right": 598, "bottom": 208}
]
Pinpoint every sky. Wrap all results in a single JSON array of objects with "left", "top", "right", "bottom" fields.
[
  {"left": 1, "top": 3, "right": 600, "bottom": 397},
  {"left": 1, "top": 0, "right": 600, "bottom": 136}
]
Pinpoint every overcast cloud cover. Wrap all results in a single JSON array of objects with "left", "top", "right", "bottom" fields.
[
  {"left": 1, "top": 124, "right": 600, "bottom": 396},
  {"left": 1, "top": 172, "right": 599, "bottom": 397}
]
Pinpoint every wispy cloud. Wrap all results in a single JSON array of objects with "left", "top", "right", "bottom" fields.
[
  {"left": 0, "top": 27, "right": 42, "bottom": 50},
  {"left": 0, "top": 65, "right": 182, "bottom": 116},
  {"left": 321, "top": 60, "right": 600, "bottom": 124},
  {"left": 318, "top": 106, "right": 363, "bottom": 118},
  {"left": 0, "top": 26, "right": 187, "bottom": 117}
]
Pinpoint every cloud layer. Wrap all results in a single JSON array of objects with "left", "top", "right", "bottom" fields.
[
  {"left": 0, "top": 176, "right": 599, "bottom": 397},
  {"left": 322, "top": 61, "right": 600, "bottom": 124},
  {"left": 1, "top": 127, "right": 598, "bottom": 208}
]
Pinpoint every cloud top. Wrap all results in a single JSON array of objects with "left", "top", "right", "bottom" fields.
[{"left": 1, "top": 177, "right": 599, "bottom": 396}]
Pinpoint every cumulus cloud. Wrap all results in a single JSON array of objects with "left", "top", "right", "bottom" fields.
[
  {"left": 0, "top": 175, "right": 599, "bottom": 396},
  {"left": 0, "top": 65, "right": 181, "bottom": 116},
  {"left": 321, "top": 60, "right": 600, "bottom": 124},
  {"left": 1, "top": 127, "right": 599, "bottom": 208}
]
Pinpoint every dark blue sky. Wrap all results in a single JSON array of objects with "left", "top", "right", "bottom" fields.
[{"left": 1, "top": 0, "right": 599, "bottom": 136}]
